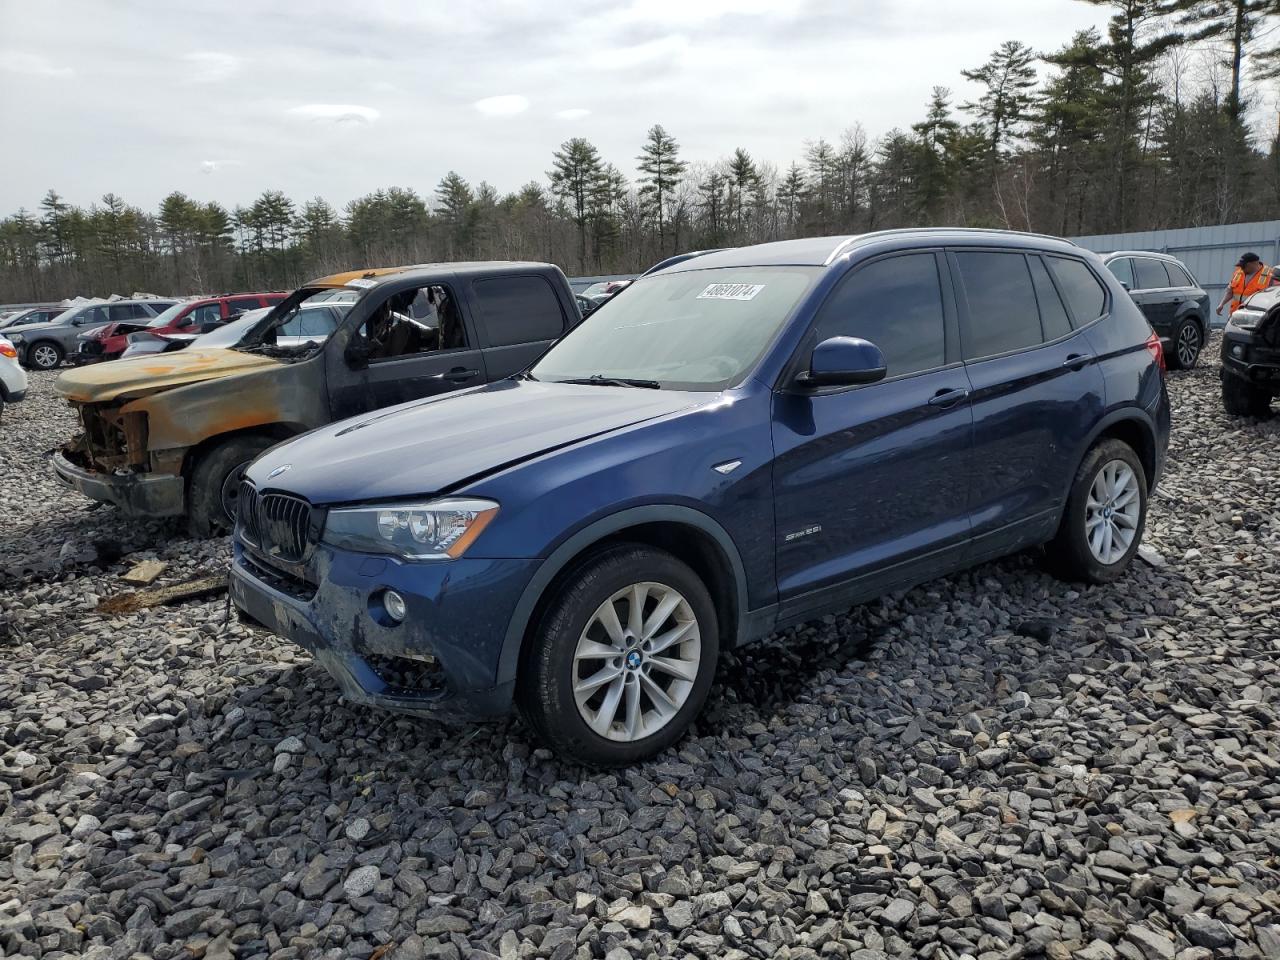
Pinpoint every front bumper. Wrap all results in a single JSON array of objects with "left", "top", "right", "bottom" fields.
[
  {"left": 52, "top": 451, "right": 186, "bottom": 516},
  {"left": 229, "top": 540, "right": 538, "bottom": 719},
  {"left": 70, "top": 340, "right": 105, "bottom": 365},
  {"left": 1220, "top": 330, "right": 1280, "bottom": 390}
]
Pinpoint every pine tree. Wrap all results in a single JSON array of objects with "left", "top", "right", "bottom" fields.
[
  {"left": 636, "top": 125, "right": 687, "bottom": 254},
  {"left": 1166, "top": 0, "right": 1274, "bottom": 122},
  {"left": 436, "top": 172, "right": 475, "bottom": 256},
  {"left": 962, "top": 41, "right": 1039, "bottom": 163},
  {"left": 727, "top": 148, "right": 758, "bottom": 236},
  {"left": 549, "top": 138, "right": 606, "bottom": 270}
]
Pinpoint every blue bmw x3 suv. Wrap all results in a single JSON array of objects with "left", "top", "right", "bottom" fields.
[{"left": 231, "top": 229, "right": 1171, "bottom": 766}]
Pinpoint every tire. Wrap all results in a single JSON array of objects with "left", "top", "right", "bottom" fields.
[
  {"left": 187, "top": 435, "right": 276, "bottom": 537},
  {"left": 1167, "top": 318, "right": 1202, "bottom": 370},
  {"left": 1044, "top": 438, "right": 1148, "bottom": 585},
  {"left": 517, "top": 543, "right": 719, "bottom": 767},
  {"left": 1221, "top": 375, "right": 1272, "bottom": 418},
  {"left": 26, "top": 341, "right": 63, "bottom": 370}
]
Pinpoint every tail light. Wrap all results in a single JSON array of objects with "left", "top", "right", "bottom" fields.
[
  {"left": 0, "top": 341, "right": 15, "bottom": 359},
  {"left": 1145, "top": 331, "right": 1165, "bottom": 375}
]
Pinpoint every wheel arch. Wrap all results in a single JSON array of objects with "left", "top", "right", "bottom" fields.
[
  {"left": 180, "top": 422, "right": 304, "bottom": 481},
  {"left": 497, "top": 505, "right": 750, "bottom": 689},
  {"left": 1070, "top": 409, "right": 1159, "bottom": 497}
]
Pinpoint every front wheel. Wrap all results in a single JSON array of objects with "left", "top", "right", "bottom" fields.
[
  {"left": 1167, "top": 319, "right": 1202, "bottom": 370},
  {"left": 187, "top": 435, "right": 276, "bottom": 537},
  {"left": 517, "top": 544, "right": 719, "bottom": 767},
  {"left": 1221, "top": 375, "right": 1272, "bottom": 418},
  {"left": 27, "top": 341, "right": 63, "bottom": 370},
  {"left": 1044, "top": 439, "right": 1148, "bottom": 584}
]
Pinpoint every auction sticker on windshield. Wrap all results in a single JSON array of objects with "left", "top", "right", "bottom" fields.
[
  {"left": 697, "top": 282, "right": 765, "bottom": 301},
  {"left": 346, "top": 278, "right": 378, "bottom": 289}
]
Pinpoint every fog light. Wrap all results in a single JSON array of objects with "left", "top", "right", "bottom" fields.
[
  {"left": 383, "top": 590, "right": 407, "bottom": 622},
  {"left": 1232, "top": 345, "right": 1245, "bottom": 358}
]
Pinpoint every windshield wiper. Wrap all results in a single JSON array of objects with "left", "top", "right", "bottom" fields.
[{"left": 559, "top": 374, "right": 661, "bottom": 389}]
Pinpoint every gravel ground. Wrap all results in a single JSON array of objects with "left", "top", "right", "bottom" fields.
[{"left": 2, "top": 343, "right": 1279, "bottom": 960}]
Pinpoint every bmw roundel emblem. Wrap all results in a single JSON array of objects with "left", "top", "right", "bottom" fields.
[
  {"left": 267, "top": 464, "right": 292, "bottom": 480},
  {"left": 626, "top": 651, "right": 642, "bottom": 669}
]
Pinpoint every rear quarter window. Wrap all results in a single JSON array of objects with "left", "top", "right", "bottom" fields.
[{"left": 1047, "top": 257, "right": 1108, "bottom": 328}]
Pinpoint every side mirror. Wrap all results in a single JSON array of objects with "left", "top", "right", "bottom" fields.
[
  {"left": 345, "top": 339, "right": 370, "bottom": 370},
  {"left": 796, "top": 336, "right": 887, "bottom": 388}
]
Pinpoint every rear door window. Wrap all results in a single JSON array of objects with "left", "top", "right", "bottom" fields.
[
  {"left": 1133, "top": 258, "right": 1170, "bottom": 290},
  {"left": 1106, "top": 258, "right": 1134, "bottom": 288},
  {"left": 472, "top": 275, "right": 567, "bottom": 348},
  {"left": 954, "top": 251, "right": 1044, "bottom": 359},
  {"left": 813, "top": 253, "right": 947, "bottom": 377},
  {"left": 1028, "top": 256, "right": 1073, "bottom": 341},
  {"left": 1047, "top": 257, "right": 1109, "bottom": 328},
  {"left": 228, "top": 298, "right": 263, "bottom": 316}
]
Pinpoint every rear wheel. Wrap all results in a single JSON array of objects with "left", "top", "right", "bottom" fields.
[
  {"left": 517, "top": 543, "right": 719, "bottom": 767},
  {"left": 1044, "top": 439, "right": 1148, "bottom": 584},
  {"left": 1221, "top": 375, "right": 1272, "bottom": 418},
  {"left": 1167, "top": 318, "right": 1202, "bottom": 370},
  {"left": 188, "top": 435, "right": 277, "bottom": 537},
  {"left": 27, "top": 341, "right": 62, "bottom": 370}
]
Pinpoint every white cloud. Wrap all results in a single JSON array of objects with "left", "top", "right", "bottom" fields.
[
  {"left": 615, "top": 0, "right": 803, "bottom": 26},
  {"left": 589, "top": 35, "right": 690, "bottom": 71},
  {"left": 555, "top": 108, "right": 591, "bottom": 120},
  {"left": 181, "top": 51, "right": 240, "bottom": 83},
  {"left": 474, "top": 95, "right": 530, "bottom": 117},
  {"left": 0, "top": 50, "right": 73, "bottom": 78},
  {"left": 288, "top": 103, "right": 381, "bottom": 124}
]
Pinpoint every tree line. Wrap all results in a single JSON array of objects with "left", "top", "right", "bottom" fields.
[{"left": 2, "top": 0, "right": 1278, "bottom": 302}]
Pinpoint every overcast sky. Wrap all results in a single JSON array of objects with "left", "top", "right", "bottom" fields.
[{"left": 0, "top": 0, "right": 1116, "bottom": 215}]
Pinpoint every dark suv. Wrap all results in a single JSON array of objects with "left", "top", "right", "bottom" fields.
[
  {"left": 1220, "top": 287, "right": 1279, "bottom": 416},
  {"left": 1102, "top": 251, "right": 1209, "bottom": 370},
  {"left": 231, "top": 230, "right": 1171, "bottom": 766}
]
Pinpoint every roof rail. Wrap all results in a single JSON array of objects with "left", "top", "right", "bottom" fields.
[{"left": 857, "top": 226, "right": 1079, "bottom": 247}]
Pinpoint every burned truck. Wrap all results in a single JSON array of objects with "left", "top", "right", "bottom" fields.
[{"left": 53, "top": 262, "right": 582, "bottom": 535}]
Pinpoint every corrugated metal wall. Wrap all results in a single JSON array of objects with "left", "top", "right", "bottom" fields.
[{"left": 1072, "top": 220, "right": 1280, "bottom": 327}]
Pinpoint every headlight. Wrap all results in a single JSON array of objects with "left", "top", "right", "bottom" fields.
[
  {"left": 9, "top": 333, "right": 22, "bottom": 343},
  {"left": 322, "top": 497, "right": 499, "bottom": 560},
  {"left": 1228, "top": 310, "right": 1261, "bottom": 331}
]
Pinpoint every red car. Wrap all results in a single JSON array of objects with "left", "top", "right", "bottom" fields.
[{"left": 78, "top": 292, "right": 286, "bottom": 362}]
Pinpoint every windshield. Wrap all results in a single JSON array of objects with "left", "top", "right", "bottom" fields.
[
  {"left": 146, "top": 302, "right": 192, "bottom": 327},
  {"left": 533, "top": 266, "right": 819, "bottom": 390}
]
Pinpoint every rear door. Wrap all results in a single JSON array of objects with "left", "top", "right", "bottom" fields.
[
  {"left": 1130, "top": 257, "right": 1176, "bottom": 335},
  {"left": 771, "top": 250, "right": 974, "bottom": 615},
  {"left": 467, "top": 273, "right": 573, "bottom": 379},
  {"left": 324, "top": 277, "right": 488, "bottom": 419},
  {"left": 952, "top": 248, "right": 1105, "bottom": 557}
]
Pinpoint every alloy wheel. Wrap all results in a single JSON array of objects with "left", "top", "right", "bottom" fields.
[
  {"left": 1085, "top": 459, "right": 1141, "bottom": 565},
  {"left": 1177, "top": 323, "right": 1200, "bottom": 367},
  {"left": 31, "top": 345, "right": 59, "bottom": 369},
  {"left": 572, "top": 581, "right": 701, "bottom": 742}
]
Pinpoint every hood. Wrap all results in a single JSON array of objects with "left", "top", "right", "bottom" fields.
[
  {"left": 6, "top": 321, "right": 63, "bottom": 338},
  {"left": 248, "top": 378, "right": 709, "bottom": 504},
  {"left": 55, "top": 347, "right": 282, "bottom": 402}
]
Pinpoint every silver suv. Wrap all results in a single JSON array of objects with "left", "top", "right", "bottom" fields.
[{"left": 9, "top": 299, "right": 177, "bottom": 370}]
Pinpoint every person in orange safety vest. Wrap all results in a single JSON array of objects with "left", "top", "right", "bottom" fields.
[{"left": 1217, "top": 251, "right": 1278, "bottom": 317}]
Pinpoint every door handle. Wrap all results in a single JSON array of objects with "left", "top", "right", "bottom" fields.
[
  {"left": 1062, "top": 354, "right": 1090, "bottom": 371},
  {"left": 433, "top": 367, "right": 480, "bottom": 383},
  {"left": 927, "top": 387, "right": 969, "bottom": 409}
]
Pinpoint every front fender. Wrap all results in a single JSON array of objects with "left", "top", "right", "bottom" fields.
[{"left": 124, "top": 361, "right": 329, "bottom": 453}]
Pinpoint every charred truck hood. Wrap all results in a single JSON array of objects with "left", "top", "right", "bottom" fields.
[
  {"left": 246, "top": 378, "right": 710, "bottom": 505},
  {"left": 55, "top": 347, "right": 283, "bottom": 403}
]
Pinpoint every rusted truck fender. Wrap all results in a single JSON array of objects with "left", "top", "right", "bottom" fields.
[{"left": 122, "top": 360, "right": 329, "bottom": 461}]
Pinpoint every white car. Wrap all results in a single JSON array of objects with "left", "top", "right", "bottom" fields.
[{"left": 0, "top": 335, "right": 29, "bottom": 415}]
